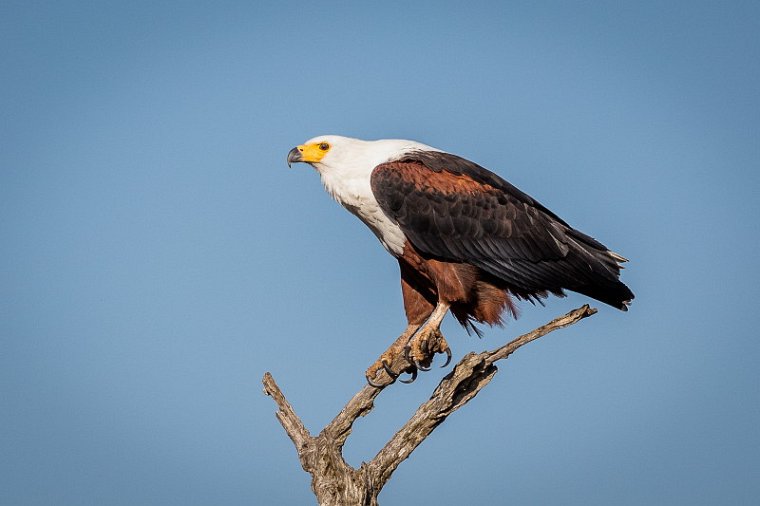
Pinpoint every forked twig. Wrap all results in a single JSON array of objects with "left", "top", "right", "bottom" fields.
[{"left": 263, "top": 305, "right": 596, "bottom": 505}]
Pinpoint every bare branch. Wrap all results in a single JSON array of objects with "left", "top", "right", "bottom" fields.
[
  {"left": 323, "top": 348, "right": 418, "bottom": 449},
  {"left": 486, "top": 304, "right": 597, "bottom": 364},
  {"left": 262, "top": 372, "right": 311, "bottom": 452},
  {"left": 368, "top": 305, "right": 596, "bottom": 486},
  {"left": 262, "top": 305, "right": 597, "bottom": 504},
  {"left": 323, "top": 384, "right": 380, "bottom": 448}
]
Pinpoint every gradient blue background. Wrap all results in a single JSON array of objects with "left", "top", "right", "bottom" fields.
[{"left": 2, "top": 1, "right": 759, "bottom": 504}]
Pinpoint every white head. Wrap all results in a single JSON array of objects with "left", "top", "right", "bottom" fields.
[
  {"left": 286, "top": 135, "right": 437, "bottom": 175},
  {"left": 286, "top": 135, "right": 431, "bottom": 255}
]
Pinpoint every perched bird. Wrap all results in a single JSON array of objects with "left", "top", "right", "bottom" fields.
[{"left": 287, "top": 135, "right": 633, "bottom": 386}]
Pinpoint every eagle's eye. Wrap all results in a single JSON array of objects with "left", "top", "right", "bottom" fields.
[{"left": 318, "top": 142, "right": 330, "bottom": 151}]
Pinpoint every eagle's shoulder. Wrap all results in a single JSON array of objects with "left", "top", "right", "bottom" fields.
[{"left": 373, "top": 150, "right": 570, "bottom": 227}]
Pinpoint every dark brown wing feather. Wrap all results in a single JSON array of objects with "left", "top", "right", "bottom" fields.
[{"left": 370, "top": 151, "right": 634, "bottom": 309}]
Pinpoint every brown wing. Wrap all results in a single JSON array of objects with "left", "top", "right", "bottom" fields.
[{"left": 370, "top": 151, "right": 634, "bottom": 309}]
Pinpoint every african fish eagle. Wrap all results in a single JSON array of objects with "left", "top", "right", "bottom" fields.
[{"left": 287, "top": 135, "right": 634, "bottom": 386}]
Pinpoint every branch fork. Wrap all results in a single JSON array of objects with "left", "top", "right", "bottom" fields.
[{"left": 263, "top": 305, "right": 597, "bottom": 505}]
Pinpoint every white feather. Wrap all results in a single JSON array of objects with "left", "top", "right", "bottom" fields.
[{"left": 304, "top": 135, "right": 440, "bottom": 256}]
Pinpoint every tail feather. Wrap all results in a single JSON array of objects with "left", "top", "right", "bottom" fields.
[{"left": 576, "top": 248, "right": 634, "bottom": 310}]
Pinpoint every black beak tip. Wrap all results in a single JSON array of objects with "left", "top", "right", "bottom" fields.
[{"left": 287, "top": 147, "right": 302, "bottom": 168}]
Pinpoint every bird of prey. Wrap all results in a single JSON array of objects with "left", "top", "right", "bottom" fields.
[{"left": 287, "top": 135, "right": 633, "bottom": 386}]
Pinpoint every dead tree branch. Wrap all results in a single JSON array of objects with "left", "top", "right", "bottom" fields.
[{"left": 263, "top": 304, "right": 597, "bottom": 505}]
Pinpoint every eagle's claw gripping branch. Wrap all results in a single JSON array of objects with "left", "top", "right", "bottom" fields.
[{"left": 263, "top": 305, "right": 596, "bottom": 505}]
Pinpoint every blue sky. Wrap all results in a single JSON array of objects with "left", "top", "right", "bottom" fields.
[{"left": 2, "top": 1, "right": 759, "bottom": 504}]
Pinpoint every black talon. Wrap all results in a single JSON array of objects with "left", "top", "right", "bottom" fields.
[
  {"left": 414, "top": 359, "right": 431, "bottom": 372},
  {"left": 440, "top": 348, "right": 452, "bottom": 368},
  {"left": 399, "top": 367, "right": 418, "bottom": 384},
  {"left": 382, "top": 361, "right": 398, "bottom": 379},
  {"left": 366, "top": 374, "right": 387, "bottom": 388},
  {"left": 366, "top": 360, "right": 398, "bottom": 388}
]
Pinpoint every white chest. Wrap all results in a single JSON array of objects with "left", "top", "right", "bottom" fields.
[{"left": 319, "top": 172, "right": 407, "bottom": 256}]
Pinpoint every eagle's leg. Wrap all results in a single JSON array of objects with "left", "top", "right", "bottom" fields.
[
  {"left": 366, "top": 324, "right": 420, "bottom": 387},
  {"left": 405, "top": 302, "right": 452, "bottom": 371}
]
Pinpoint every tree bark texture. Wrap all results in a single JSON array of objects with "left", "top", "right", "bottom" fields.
[{"left": 262, "top": 305, "right": 597, "bottom": 505}]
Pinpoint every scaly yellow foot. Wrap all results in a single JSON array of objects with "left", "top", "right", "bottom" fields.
[
  {"left": 366, "top": 325, "right": 419, "bottom": 387},
  {"left": 404, "top": 326, "right": 452, "bottom": 371}
]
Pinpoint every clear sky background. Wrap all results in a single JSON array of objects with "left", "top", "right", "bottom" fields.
[{"left": 2, "top": 1, "right": 759, "bottom": 504}]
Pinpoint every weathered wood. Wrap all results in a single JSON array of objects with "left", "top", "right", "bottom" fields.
[{"left": 263, "top": 305, "right": 596, "bottom": 505}]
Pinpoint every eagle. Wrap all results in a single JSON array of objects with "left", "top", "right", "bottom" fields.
[{"left": 287, "top": 135, "right": 634, "bottom": 386}]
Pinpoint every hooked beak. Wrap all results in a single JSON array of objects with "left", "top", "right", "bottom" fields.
[{"left": 286, "top": 147, "right": 303, "bottom": 168}]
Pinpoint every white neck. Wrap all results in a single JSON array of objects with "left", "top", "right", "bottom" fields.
[{"left": 309, "top": 137, "right": 438, "bottom": 255}]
